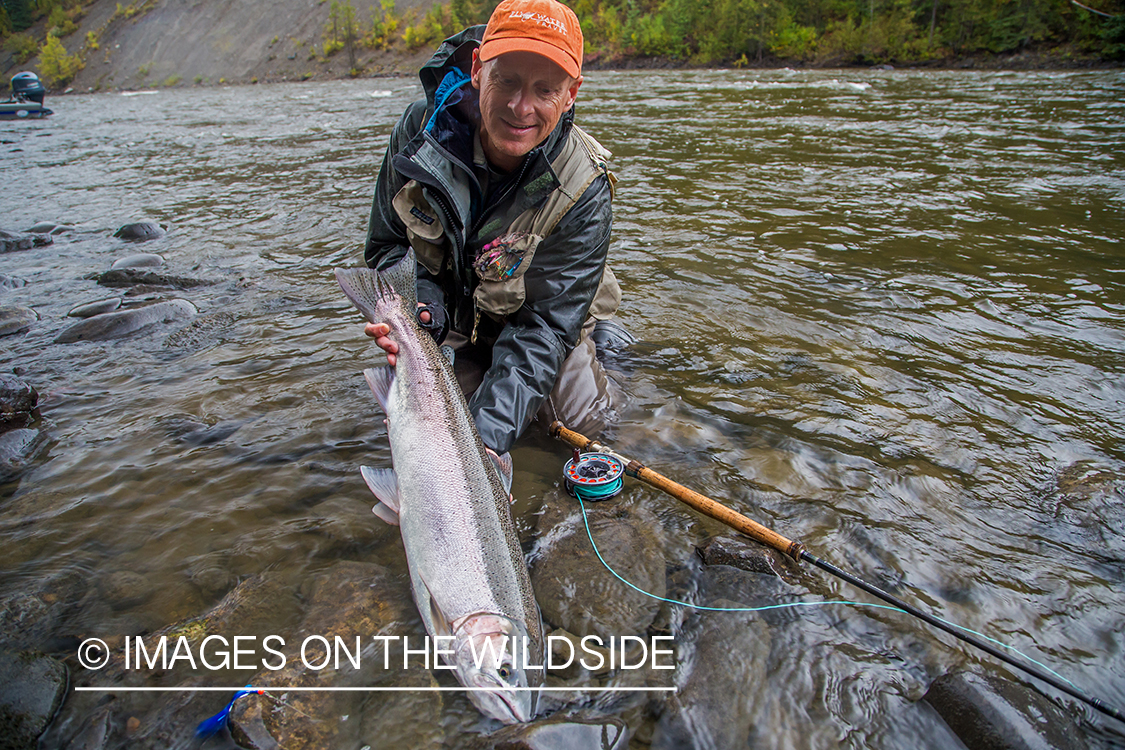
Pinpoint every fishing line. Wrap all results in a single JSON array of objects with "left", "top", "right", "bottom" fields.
[
  {"left": 575, "top": 495, "right": 1077, "bottom": 691},
  {"left": 550, "top": 424, "right": 1125, "bottom": 720}
]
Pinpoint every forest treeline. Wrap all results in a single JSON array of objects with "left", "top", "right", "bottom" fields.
[
  {"left": 3, "top": 0, "right": 1123, "bottom": 89},
  {"left": 328, "top": 0, "right": 1125, "bottom": 65}
]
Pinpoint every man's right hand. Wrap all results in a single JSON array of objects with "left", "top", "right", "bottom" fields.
[{"left": 364, "top": 307, "right": 431, "bottom": 367}]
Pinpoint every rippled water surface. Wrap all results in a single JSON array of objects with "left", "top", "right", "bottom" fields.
[{"left": 3, "top": 68, "right": 1124, "bottom": 748}]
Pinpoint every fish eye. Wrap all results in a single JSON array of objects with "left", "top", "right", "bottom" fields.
[{"left": 498, "top": 666, "right": 512, "bottom": 680}]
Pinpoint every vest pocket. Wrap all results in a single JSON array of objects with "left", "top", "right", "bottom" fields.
[{"left": 472, "top": 232, "right": 542, "bottom": 318}]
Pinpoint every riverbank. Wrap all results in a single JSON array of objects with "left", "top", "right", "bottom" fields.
[{"left": 2, "top": 0, "right": 1119, "bottom": 97}]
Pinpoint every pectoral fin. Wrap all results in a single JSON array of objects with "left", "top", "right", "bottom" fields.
[
  {"left": 360, "top": 465, "right": 401, "bottom": 525},
  {"left": 363, "top": 367, "right": 395, "bottom": 414},
  {"left": 489, "top": 450, "right": 514, "bottom": 496}
]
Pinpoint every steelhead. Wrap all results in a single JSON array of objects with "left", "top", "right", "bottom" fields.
[{"left": 335, "top": 250, "right": 544, "bottom": 724}]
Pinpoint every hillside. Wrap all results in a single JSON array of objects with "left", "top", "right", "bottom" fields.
[{"left": 3, "top": 0, "right": 437, "bottom": 92}]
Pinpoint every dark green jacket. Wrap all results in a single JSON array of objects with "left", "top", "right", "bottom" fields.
[{"left": 364, "top": 26, "right": 615, "bottom": 453}]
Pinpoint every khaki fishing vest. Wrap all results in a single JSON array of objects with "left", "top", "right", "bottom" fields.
[{"left": 393, "top": 125, "right": 621, "bottom": 340}]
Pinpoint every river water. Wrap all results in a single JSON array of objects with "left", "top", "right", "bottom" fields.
[{"left": 2, "top": 68, "right": 1124, "bottom": 748}]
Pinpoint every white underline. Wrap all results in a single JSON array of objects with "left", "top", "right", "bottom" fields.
[{"left": 73, "top": 686, "right": 676, "bottom": 692}]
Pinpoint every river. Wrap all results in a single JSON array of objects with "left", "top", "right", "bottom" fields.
[{"left": 2, "top": 68, "right": 1124, "bottom": 749}]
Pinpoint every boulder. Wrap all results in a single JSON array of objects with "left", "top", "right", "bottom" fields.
[
  {"left": 113, "top": 222, "right": 165, "bottom": 242},
  {"left": 531, "top": 496, "right": 665, "bottom": 639},
  {"left": 0, "top": 650, "right": 67, "bottom": 750},
  {"left": 110, "top": 253, "right": 164, "bottom": 269},
  {"left": 0, "top": 375, "right": 38, "bottom": 428},
  {"left": 923, "top": 671, "right": 1087, "bottom": 750},
  {"left": 53, "top": 300, "right": 197, "bottom": 343},
  {"left": 0, "top": 229, "right": 52, "bottom": 253},
  {"left": 0, "top": 306, "right": 37, "bottom": 337}
]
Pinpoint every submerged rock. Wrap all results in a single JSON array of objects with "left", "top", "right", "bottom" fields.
[
  {"left": 651, "top": 565, "right": 773, "bottom": 750},
  {"left": 93, "top": 268, "right": 213, "bottom": 289},
  {"left": 923, "top": 671, "right": 1086, "bottom": 750},
  {"left": 0, "top": 427, "right": 46, "bottom": 483},
  {"left": 229, "top": 561, "right": 442, "bottom": 750},
  {"left": 66, "top": 298, "right": 122, "bottom": 318},
  {"left": 113, "top": 222, "right": 165, "bottom": 242},
  {"left": 163, "top": 311, "right": 236, "bottom": 351},
  {"left": 23, "top": 223, "right": 72, "bottom": 235},
  {"left": 0, "top": 305, "right": 38, "bottom": 337},
  {"left": 472, "top": 713, "right": 630, "bottom": 750},
  {"left": 0, "top": 650, "right": 67, "bottom": 750},
  {"left": 1040, "top": 461, "right": 1125, "bottom": 563},
  {"left": 0, "top": 375, "right": 38, "bottom": 428},
  {"left": 696, "top": 534, "right": 803, "bottom": 582},
  {"left": 531, "top": 496, "right": 665, "bottom": 639},
  {"left": 53, "top": 299, "right": 197, "bottom": 343},
  {"left": 0, "top": 274, "right": 28, "bottom": 290},
  {"left": 0, "top": 228, "right": 53, "bottom": 253}
]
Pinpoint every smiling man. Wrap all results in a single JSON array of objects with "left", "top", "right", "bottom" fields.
[{"left": 363, "top": 0, "right": 625, "bottom": 454}]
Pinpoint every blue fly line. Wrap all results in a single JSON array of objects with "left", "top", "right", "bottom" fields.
[{"left": 575, "top": 495, "right": 1077, "bottom": 690}]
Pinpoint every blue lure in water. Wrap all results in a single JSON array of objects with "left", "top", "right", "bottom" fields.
[{"left": 195, "top": 686, "right": 263, "bottom": 738}]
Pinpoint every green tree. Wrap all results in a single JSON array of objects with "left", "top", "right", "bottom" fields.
[{"left": 37, "top": 32, "right": 82, "bottom": 86}]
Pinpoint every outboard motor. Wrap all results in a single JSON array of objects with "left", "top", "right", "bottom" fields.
[{"left": 11, "top": 72, "right": 46, "bottom": 105}]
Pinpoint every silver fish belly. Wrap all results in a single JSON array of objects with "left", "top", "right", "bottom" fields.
[{"left": 335, "top": 250, "right": 544, "bottom": 724}]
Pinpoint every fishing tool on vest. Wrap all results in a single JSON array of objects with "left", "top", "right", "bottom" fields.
[
  {"left": 474, "top": 232, "right": 529, "bottom": 281},
  {"left": 563, "top": 448, "right": 625, "bottom": 501},
  {"left": 549, "top": 421, "right": 1125, "bottom": 726}
]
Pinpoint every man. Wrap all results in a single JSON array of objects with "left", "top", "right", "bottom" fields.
[{"left": 363, "top": 0, "right": 624, "bottom": 454}]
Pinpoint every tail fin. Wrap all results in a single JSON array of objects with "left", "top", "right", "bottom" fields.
[{"left": 334, "top": 249, "right": 418, "bottom": 323}]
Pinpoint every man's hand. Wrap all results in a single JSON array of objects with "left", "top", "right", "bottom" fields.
[{"left": 364, "top": 306, "right": 431, "bottom": 367}]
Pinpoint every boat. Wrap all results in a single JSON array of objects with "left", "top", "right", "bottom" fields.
[{"left": 1, "top": 72, "right": 53, "bottom": 120}]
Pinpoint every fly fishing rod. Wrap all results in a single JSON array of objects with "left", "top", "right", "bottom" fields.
[{"left": 549, "top": 421, "right": 1125, "bottom": 724}]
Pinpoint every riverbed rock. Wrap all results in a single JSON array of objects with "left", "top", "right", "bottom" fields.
[
  {"left": 97, "top": 570, "right": 153, "bottom": 610},
  {"left": 1041, "top": 461, "right": 1125, "bottom": 563},
  {"left": 163, "top": 311, "right": 236, "bottom": 352},
  {"left": 0, "top": 375, "right": 38, "bottom": 429},
  {"left": 23, "top": 223, "right": 72, "bottom": 235},
  {"left": 92, "top": 268, "right": 214, "bottom": 289},
  {"left": 0, "top": 305, "right": 38, "bottom": 337},
  {"left": 0, "top": 428, "right": 47, "bottom": 484},
  {"left": 530, "top": 496, "right": 666, "bottom": 639},
  {"left": 0, "top": 569, "right": 88, "bottom": 653},
  {"left": 923, "top": 671, "right": 1086, "bottom": 750},
  {"left": 110, "top": 253, "right": 164, "bottom": 269},
  {"left": 696, "top": 534, "right": 803, "bottom": 582},
  {"left": 229, "top": 560, "right": 442, "bottom": 750},
  {"left": 0, "top": 650, "right": 68, "bottom": 750},
  {"left": 53, "top": 299, "right": 197, "bottom": 343},
  {"left": 470, "top": 713, "right": 630, "bottom": 750},
  {"left": 67, "top": 298, "right": 122, "bottom": 318},
  {"left": 113, "top": 222, "right": 165, "bottom": 242},
  {"left": 0, "top": 274, "right": 27, "bottom": 290},
  {"left": 650, "top": 565, "right": 773, "bottom": 750},
  {"left": 0, "top": 229, "right": 52, "bottom": 253}
]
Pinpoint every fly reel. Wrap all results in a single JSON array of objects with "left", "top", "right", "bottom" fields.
[{"left": 563, "top": 451, "right": 625, "bottom": 501}]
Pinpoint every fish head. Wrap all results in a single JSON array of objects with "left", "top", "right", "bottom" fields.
[{"left": 451, "top": 613, "right": 538, "bottom": 724}]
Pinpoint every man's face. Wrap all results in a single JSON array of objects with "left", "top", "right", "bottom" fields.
[{"left": 471, "top": 49, "right": 582, "bottom": 173}]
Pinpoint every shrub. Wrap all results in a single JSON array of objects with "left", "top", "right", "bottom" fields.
[
  {"left": 5, "top": 32, "right": 40, "bottom": 63},
  {"left": 38, "top": 33, "right": 83, "bottom": 86}
]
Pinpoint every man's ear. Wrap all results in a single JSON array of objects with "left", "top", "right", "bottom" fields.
[
  {"left": 565, "top": 75, "right": 583, "bottom": 109},
  {"left": 470, "top": 48, "right": 483, "bottom": 90}
]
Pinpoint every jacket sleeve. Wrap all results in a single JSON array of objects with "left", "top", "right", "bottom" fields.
[
  {"left": 363, "top": 102, "right": 447, "bottom": 320},
  {"left": 469, "top": 173, "right": 614, "bottom": 453}
]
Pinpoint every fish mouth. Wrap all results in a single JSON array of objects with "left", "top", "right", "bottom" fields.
[{"left": 471, "top": 673, "right": 534, "bottom": 724}]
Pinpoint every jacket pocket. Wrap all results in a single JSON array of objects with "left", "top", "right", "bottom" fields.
[{"left": 392, "top": 180, "right": 448, "bottom": 276}]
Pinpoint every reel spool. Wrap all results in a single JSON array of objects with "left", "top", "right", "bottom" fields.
[{"left": 563, "top": 451, "right": 625, "bottom": 501}]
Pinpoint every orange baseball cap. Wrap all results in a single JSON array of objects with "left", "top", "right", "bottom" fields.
[{"left": 478, "top": 0, "right": 584, "bottom": 79}]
